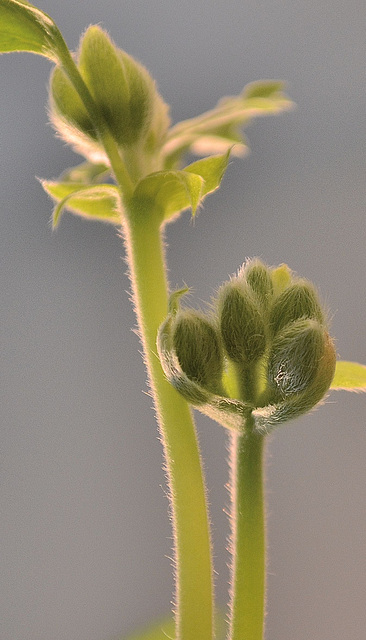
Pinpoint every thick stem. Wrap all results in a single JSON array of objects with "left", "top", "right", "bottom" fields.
[
  {"left": 228, "top": 415, "right": 266, "bottom": 640},
  {"left": 50, "top": 26, "right": 213, "bottom": 638},
  {"left": 123, "top": 204, "right": 214, "bottom": 640}
]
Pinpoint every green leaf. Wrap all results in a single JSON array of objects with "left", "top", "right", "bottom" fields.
[
  {"left": 132, "top": 152, "right": 230, "bottom": 222},
  {"left": 41, "top": 181, "right": 121, "bottom": 228},
  {"left": 330, "top": 361, "right": 366, "bottom": 391},
  {"left": 184, "top": 150, "right": 230, "bottom": 196},
  {"left": 60, "top": 161, "right": 110, "bottom": 184},
  {"left": 0, "top": 0, "right": 62, "bottom": 61},
  {"left": 133, "top": 170, "right": 204, "bottom": 220},
  {"left": 243, "top": 79, "right": 286, "bottom": 99},
  {"left": 163, "top": 80, "right": 293, "bottom": 164}
]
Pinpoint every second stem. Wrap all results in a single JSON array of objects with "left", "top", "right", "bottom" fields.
[{"left": 228, "top": 414, "right": 266, "bottom": 640}]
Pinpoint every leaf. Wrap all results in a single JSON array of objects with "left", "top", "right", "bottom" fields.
[
  {"left": 60, "top": 161, "right": 110, "bottom": 184},
  {"left": 41, "top": 181, "right": 121, "bottom": 228},
  {"left": 163, "top": 80, "right": 293, "bottom": 163},
  {"left": 132, "top": 152, "right": 230, "bottom": 223},
  {"left": 330, "top": 361, "right": 366, "bottom": 391},
  {"left": 244, "top": 79, "right": 285, "bottom": 99},
  {"left": 184, "top": 150, "right": 230, "bottom": 196},
  {"left": 132, "top": 170, "right": 204, "bottom": 219},
  {"left": 0, "top": 0, "right": 62, "bottom": 61}
]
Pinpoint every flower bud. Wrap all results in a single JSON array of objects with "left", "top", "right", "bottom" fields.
[
  {"left": 267, "top": 318, "right": 332, "bottom": 397},
  {"left": 49, "top": 66, "right": 103, "bottom": 162},
  {"left": 219, "top": 282, "right": 266, "bottom": 364},
  {"left": 269, "top": 280, "right": 325, "bottom": 336},
  {"left": 158, "top": 262, "right": 337, "bottom": 435},
  {"left": 172, "top": 310, "right": 224, "bottom": 394},
  {"left": 243, "top": 259, "right": 273, "bottom": 310},
  {"left": 49, "top": 26, "right": 170, "bottom": 162},
  {"left": 79, "top": 27, "right": 154, "bottom": 145}
]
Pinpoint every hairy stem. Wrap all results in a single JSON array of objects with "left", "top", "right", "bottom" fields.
[
  {"left": 123, "top": 202, "right": 214, "bottom": 640},
  {"left": 228, "top": 414, "right": 266, "bottom": 640},
  {"left": 54, "top": 35, "right": 214, "bottom": 637}
]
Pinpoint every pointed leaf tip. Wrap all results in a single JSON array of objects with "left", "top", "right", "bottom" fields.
[{"left": 184, "top": 150, "right": 230, "bottom": 196}]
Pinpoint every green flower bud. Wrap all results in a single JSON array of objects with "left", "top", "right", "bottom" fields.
[
  {"left": 172, "top": 310, "right": 224, "bottom": 394},
  {"left": 158, "top": 262, "right": 337, "bottom": 436},
  {"left": 309, "top": 330, "right": 337, "bottom": 400},
  {"left": 269, "top": 280, "right": 325, "bottom": 336},
  {"left": 267, "top": 319, "right": 327, "bottom": 396},
  {"left": 49, "top": 66, "right": 104, "bottom": 163},
  {"left": 49, "top": 26, "right": 170, "bottom": 163},
  {"left": 79, "top": 26, "right": 157, "bottom": 146},
  {"left": 243, "top": 259, "right": 274, "bottom": 310},
  {"left": 219, "top": 282, "right": 266, "bottom": 364}
]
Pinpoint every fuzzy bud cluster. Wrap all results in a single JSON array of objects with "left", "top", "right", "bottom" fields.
[{"left": 158, "top": 260, "right": 336, "bottom": 432}]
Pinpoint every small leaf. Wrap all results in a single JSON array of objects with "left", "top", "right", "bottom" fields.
[
  {"left": 243, "top": 80, "right": 286, "bottom": 99},
  {"left": 41, "top": 181, "right": 121, "bottom": 228},
  {"left": 330, "top": 361, "right": 366, "bottom": 391},
  {"left": 60, "top": 161, "right": 110, "bottom": 184},
  {"left": 163, "top": 79, "right": 293, "bottom": 164},
  {"left": 0, "top": 0, "right": 62, "bottom": 61},
  {"left": 133, "top": 170, "right": 204, "bottom": 220},
  {"left": 184, "top": 150, "right": 230, "bottom": 196}
]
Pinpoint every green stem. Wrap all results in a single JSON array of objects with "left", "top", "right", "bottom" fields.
[
  {"left": 53, "top": 33, "right": 214, "bottom": 635},
  {"left": 228, "top": 414, "right": 266, "bottom": 640},
  {"left": 123, "top": 203, "right": 214, "bottom": 640}
]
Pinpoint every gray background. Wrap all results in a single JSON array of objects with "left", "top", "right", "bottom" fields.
[{"left": 1, "top": 1, "right": 365, "bottom": 639}]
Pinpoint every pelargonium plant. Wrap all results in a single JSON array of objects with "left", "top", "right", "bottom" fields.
[{"left": 1, "top": 2, "right": 365, "bottom": 639}]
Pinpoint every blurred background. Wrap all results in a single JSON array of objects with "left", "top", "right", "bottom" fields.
[{"left": 1, "top": 1, "right": 365, "bottom": 639}]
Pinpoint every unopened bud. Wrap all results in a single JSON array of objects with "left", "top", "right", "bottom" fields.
[
  {"left": 49, "top": 26, "right": 170, "bottom": 162},
  {"left": 270, "top": 280, "right": 325, "bottom": 336},
  {"left": 267, "top": 318, "right": 331, "bottom": 397},
  {"left": 49, "top": 66, "right": 102, "bottom": 162},
  {"left": 243, "top": 259, "right": 274, "bottom": 310},
  {"left": 219, "top": 282, "right": 266, "bottom": 364},
  {"left": 172, "top": 310, "right": 224, "bottom": 394},
  {"left": 79, "top": 27, "right": 156, "bottom": 146}
]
